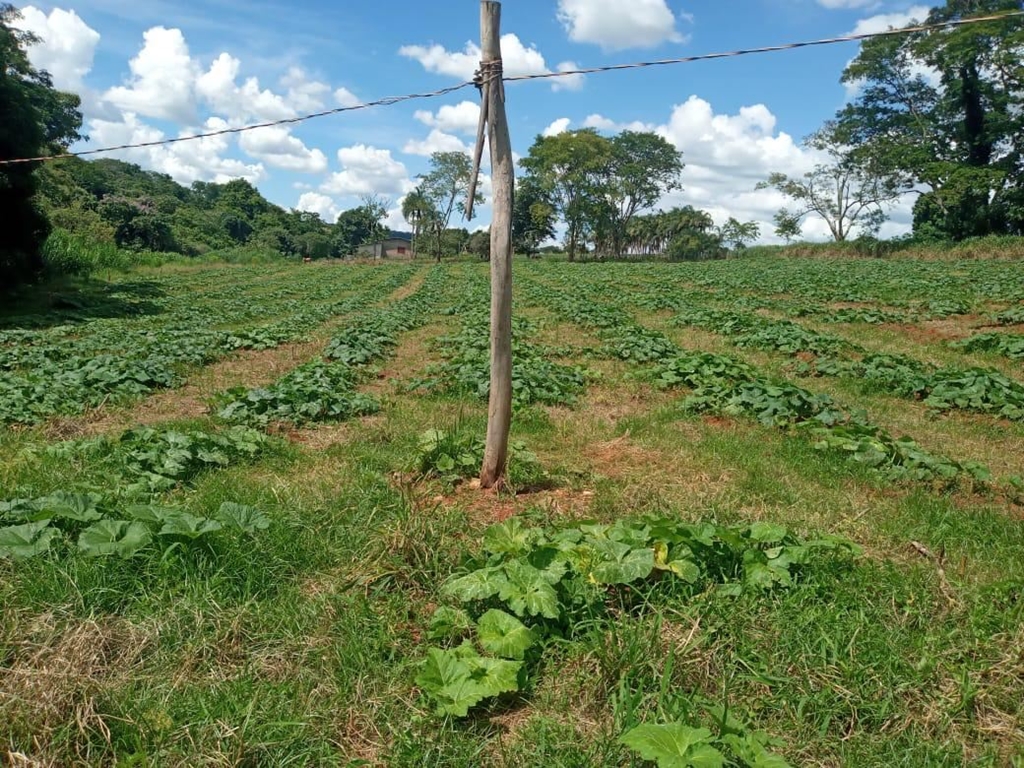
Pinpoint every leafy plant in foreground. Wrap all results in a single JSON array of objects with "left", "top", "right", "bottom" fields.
[
  {"left": 47, "top": 425, "right": 270, "bottom": 492},
  {"left": 417, "top": 517, "right": 859, "bottom": 717},
  {"left": 620, "top": 720, "right": 791, "bottom": 768}
]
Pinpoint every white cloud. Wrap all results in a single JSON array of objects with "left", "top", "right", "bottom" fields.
[
  {"left": 280, "top": 67, "right": 331, "bottom": 113},
  {"left": 647, "top": 96, "right": 895, "bottom": 242},
  {"left": 321, "top": 145, "right": 412, "bottom": 197},
  {"left": 847, "top": 6, "right": 930, "bottom": 36},
  {"left": 87, "top": 113, "right": 265, "bottom": 185},
  {"left": 399, "top": 34, "right": 583, "bottom": 91},
  {"left": 552, "top": 61, "right": 585, "bottom": 92},
  {"left": 104, "top": 27, "right": 198, "bottom": 123},
  {"left": 557, "top": 0, "right": 687, "bottom": 51},
  {"left": 542, "top": 117, "right": 572, "bottom": 137},
  {"left": 297, "top": 192, "right": 340, "bottom": 222},
  {"left": 578, "top": 97, "right": 839, "bottom": 242},
  {"left": 414, "top": 101, "right": 481, "bottom": 135},
  {"left": 238, "top": 126, "right": 328, "bottom": 173},
  {"left": 403, "top": 129, "right": 471, "bottom": 156},
  {"left": 16, "top": 6, "right": 100, "bottom": 91},
  {"left": 196, "top": 53, "right": 296, "bottom": 123},
  {"left": 843, "top": 7, "right": 938, "bottom": 97},
  {"left": 334, "top": 87, "right": 361, "bottom": 108},
  {"left": 583, "top": 114, "right": 656, "bottom": 132}
]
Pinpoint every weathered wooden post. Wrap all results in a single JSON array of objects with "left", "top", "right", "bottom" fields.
[{"left": 472, "top": 0, "right": 514, "bottom": 489}]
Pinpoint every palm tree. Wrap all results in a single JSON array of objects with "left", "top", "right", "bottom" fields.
[{"left": 402, "top": 188, "right": 435, "bottom": 259}]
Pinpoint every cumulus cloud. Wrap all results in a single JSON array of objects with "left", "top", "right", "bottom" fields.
[
  {"left": 321, "top": 145, "right": 412, "bottom": 197},
  {"left": 414, "top": 101, "right": 481, "bottom": 135},
  {"left": 552, "top": 61, "right": 585, "bottom": 92},
  {"left": 104, "top": 27, "right": 199, "bottom": 123},
  {"left": 16, "top": 6, "right": 100, "bottom": 91},
  {"left": 847, "top": 6, "right": 930, "bottom": 36},
  {"left": 569, "top": 96, "right": 893, "bottom": 242},
  {"left": 648, "top": 96, "right": 899, "bottom": 242},
  {"left": 280, "top": 66, "right": 331, "bottom": 113},
  {"left": 296, "top": 191, "right": 340, "bottom": 222},
  {"left": 556, "top": 0, "right": 688, "bottom": 51},
  {"left": 334, "top": 87, "right": 361, "bottom": 108},
  {"left": 87, "top": 113, "right": 265, "bottom": 185},
  {"left": 196, "top": 53, "right": 295, "bottom": 123},
  {"left": 583, "top": 114, "right": 656, "bottom": 132},
  {"left": 542, "top": 117, "right": 572, "bottom": 137},
  {"left": 403, "top": 129, "right": 471, "bottom": 157},
  {"left": 843, "top": 7, "right": 938, "bottom": 97},
  {"left": 238, "top": 126, "right": 328, "bottom": 173},
  {"left": 399, "top": 33, "right": 584, "bottom": 91}
]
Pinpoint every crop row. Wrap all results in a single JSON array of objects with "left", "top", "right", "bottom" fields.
[
  {"left": 669, "top": 306, "right": 1024, "bottom": 422},
  {"left": 0, "top": 267, "right": 415, "bottom": 425},
  {"left": 215, "top": 267, "right": 447, "bottom": 427},
  {"left": 520, "top": 273, "right": 991, "bottom": 486},
  {"left": 411, "top": 276, "right": 587, "bottom": 409}
]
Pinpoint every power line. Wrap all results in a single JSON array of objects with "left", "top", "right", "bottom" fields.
[
  {"left": 0, "top": 81, "right": 476, "bottom": 166},
  {"left": 1, "top": 10, "right": 1021, "bottom": 167},
  {"left": 504, "top": 11, "right": 1024, "bottom": 84}
]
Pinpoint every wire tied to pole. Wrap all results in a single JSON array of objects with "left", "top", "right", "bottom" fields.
[{"left": 466, "top": 60, "right": 502, "bottom": 220}]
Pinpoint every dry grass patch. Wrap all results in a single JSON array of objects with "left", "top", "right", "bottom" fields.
[{"left": 1, "top": 612, "right": 155, "bottom": 760}]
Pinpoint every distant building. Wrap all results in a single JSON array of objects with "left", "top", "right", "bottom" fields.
[{"left": 356, "top": 231, "right": 414, "bottom": 259}]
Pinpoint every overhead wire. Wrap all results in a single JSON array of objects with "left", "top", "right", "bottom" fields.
[{"left": 0, "top": 10, "right": 1021, "bottom": 167}]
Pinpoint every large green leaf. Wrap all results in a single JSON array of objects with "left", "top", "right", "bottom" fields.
[
  {"left": 443, "top": 566, "right": 509, "bottom": 602},
  {"left": 498, "top": 560, "right": 561, "bottom": 619},
  {"left": 748, "top": 522, "right": 788, "bottom": 544},
  {"left": 215, "top": 502, "right": 270, "bottom": 534},
  {"left": 78, "top": 520, "right": 153, "bottom": 558},
  {"left": 125, "top": 504, "right": 179, "bottom": 524},
  {"left": 428, "top": 606, "right": 474, "bottom": 641},
  {"left": 589, "top": 540, "right": 656, "bottom": 585},
  {"left": 157, "top": 512, "right": 223, "bottom": 540},
  {"left": 0, "top": 520, "right": 60, "bottom": 559},
  {"left": 476, "top": 609, "right": 537, "bottom": 660},
  {"left": 31, "top": 492, "right": 103, "bottom": 522},
  {"left": 483, "top": 518, "right": 536, "bottom": 556},
  {"left": 415, "top": 643, "right": 521, "bottom": 717},
  {"left": 620, "top": 723, "right": 725, "bottom": 768}
]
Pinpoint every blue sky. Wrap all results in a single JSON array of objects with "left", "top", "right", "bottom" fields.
[{"left": 15, "top": 0, "right": 934, "bottom": 241}]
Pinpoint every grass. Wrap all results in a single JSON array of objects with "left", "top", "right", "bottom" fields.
[{"left": 2, "top": 258, "right": 1023, "bottom": 766}]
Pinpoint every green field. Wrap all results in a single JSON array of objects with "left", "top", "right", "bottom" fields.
[{"left": 2, "top": 257, "right": 1023, "bottom": 767}]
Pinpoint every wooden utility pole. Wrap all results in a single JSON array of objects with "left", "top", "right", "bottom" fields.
[{"left": 475, "top": 0, "right": 515, "bottom": 489}]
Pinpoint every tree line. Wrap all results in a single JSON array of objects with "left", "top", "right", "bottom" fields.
[
  {"left": 762, "top": 0, "right": 1024, "bottom": 243},
  {"left": 503, "top": 128, "right": 758, "bottom": 261}
]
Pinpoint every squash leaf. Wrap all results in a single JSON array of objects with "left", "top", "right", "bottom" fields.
[
  {"left": 78, "top": 520, "right": 153, "bottom": 558},
  {"left": 620, "top": 723, "right": 725, "bottom": 768},
  {"left": 476, "top": 609, "right": 537, "bottom": 660},
  {"left": 216, "top": 502, "right": 271, "bottom": 534},
  {"left": 0, "top": 520, "right": 60, "bottom": 559}
]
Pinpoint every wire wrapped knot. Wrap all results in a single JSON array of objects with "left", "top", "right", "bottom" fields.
[{"left": 473, "top": 59, "right": 504, "bottom": 92}]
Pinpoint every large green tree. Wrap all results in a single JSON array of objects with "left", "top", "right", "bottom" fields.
[
  {"left": 416, "top": 152, "right": 480, "bottom": 263},
  {"left": 511, "top": 176, "right": 556, "bottom": 258},
  {"left": 1, "top": 4, "right": 83, "bottom": 288},
  {"left": 593, "top": 131, "right": 684, "bottom": 258},
  {"left": 836, "top": 0, "right": 1024, "bottom": 239},
  {"left": 520, "top": 129, "right": 611, "bottom": 262}
]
